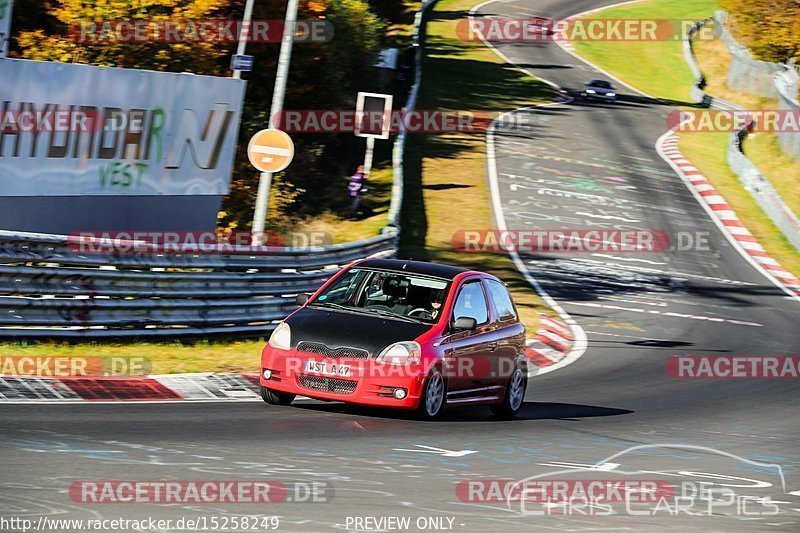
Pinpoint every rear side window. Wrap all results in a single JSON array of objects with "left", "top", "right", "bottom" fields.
[
  {"left": 485, "top": 280, "right": 517, "bottom": 322},
  {"left": 452, "top": 281, "right": 489, "bottom": 326}
]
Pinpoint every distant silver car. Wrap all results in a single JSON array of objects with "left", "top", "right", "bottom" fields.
[{"left": 581, "top": 79, "right": 617, "bottom": 101}]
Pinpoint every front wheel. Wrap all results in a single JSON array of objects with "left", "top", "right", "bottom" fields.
[
  {"left": 260, "top": 386, "right": 296, "bottom": 406},
  {"left": 417, "top": 369, "right": 446, "bottom": 419},
  {"left": 491, "top": 367, "right": 527, "bottom": 419}
]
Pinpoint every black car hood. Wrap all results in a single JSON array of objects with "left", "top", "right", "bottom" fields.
[{"left": 285, "top": 306, "right": 431, "bottom": 357}]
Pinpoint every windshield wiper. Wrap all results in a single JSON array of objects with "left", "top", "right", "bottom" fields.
[
  {"left": 308, "top": 301, "right": 357, "bottom": 312},
  {"left": 366, "top": 308, "right": 424, "bottom": 323},
  {"left": 310, "top": 302, "right": 425, "bottom": 323}
]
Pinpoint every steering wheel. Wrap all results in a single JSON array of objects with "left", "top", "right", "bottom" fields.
[{"left": 408, "top": 308, "right": 431, "bottom": 317}]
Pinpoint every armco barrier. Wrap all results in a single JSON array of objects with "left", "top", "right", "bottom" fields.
[
  {"left": 683, "top": 20, "right": 800, "bottom": 252},
  {"left": 0, "top": 230, "right": 396, "bottom": 339}
]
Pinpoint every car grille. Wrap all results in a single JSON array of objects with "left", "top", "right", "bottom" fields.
[
  {"left": 297, "top": 375, "right": 358, "bottom": 395},
  {"left": 296, "top": 341, "right": 369, "bottom": 360}
]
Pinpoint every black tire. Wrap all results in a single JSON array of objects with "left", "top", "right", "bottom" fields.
[
  {"left": 260, "top": 386, "right": 296, "bottom": 406},
  {"left": 417, "top": 369, "right": 446, "bottom": 420},
  {"left": 491, "top": 367, "right": 527, "bottom": 419}
]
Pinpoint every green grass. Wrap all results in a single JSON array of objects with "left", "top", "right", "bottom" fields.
[
  {"left": 571, "top": 0, "right": 800, "bottom": 278},
  {"left": 294, "top": 166, "right": 394, "bottom": 243},
  {"left": 400, "top": 0, "right": 560, "bottom": 332},
  {"left": 572, "top": 0, "right": 719, "bottom": 103}
]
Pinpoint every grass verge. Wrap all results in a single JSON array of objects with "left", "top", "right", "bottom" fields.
[
  {"left": 400, "top": 0, "right": 561, "bottom": 333},
  {"left": 571, "top": 0, "right": 719, "bottom": 104},
  {"left": 570, "top": 0, "right": 800, "bottom": 278}
]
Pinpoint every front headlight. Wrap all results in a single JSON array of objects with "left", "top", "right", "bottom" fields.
[
  {"left": 268, "top": 322, "right": 291, "bottom": 350},
  {"left": 376, "top": 341, "right": 421, "bottom": 365},
  {"left": 607, "top": 92, "right": 616, "bottom": 97}
]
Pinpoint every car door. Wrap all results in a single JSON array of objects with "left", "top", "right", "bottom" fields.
[
  {"left": 483, "top": 278, "right": 526, "bottom": 384},
  {"left": 442, "top": 278, "right": 502, "bottom": 401}
]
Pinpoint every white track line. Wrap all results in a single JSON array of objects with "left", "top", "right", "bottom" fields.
[{"left": 471, "top": 0, "right": 588, "bottom": 376}]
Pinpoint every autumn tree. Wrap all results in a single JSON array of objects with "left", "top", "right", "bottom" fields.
[
  {"left": 721, "top": 0, "right": 800, "bottom": 63},
  {"left": 14, "top": 0, "right": 232, "bottom": 74}
]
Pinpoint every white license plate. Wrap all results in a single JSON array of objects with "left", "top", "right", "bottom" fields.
[{"left": 304, "top": 360, "right": 351, "bottom": 377}]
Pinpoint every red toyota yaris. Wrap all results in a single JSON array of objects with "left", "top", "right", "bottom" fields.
[{"left": 260, "top": 259, "right": 527, "bottom": 419}]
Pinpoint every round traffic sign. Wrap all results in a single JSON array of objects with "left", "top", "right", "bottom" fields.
[{"left": 247, "top": 129, "right": 295, "bottom": 173}]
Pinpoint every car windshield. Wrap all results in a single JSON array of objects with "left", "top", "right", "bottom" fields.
[
  {"left": 310, "top": 268, "right": 450, "bottom": 323},
  {"left": 589, "top": 80, "right": 612, "bottom": 88}
]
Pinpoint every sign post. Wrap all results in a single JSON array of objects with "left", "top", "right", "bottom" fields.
[
  {"left": 251, "top": 0, "right": 300, "bottom": 246},
  {"left": 247, "top": 129, "right": 295, "bottom": 174},
  {"left": 230, "top": 54, "right": 254, "bottom": 72},
  {"left": 232, "top": 0, "right": 255, "bottom": 79},
  {"left": 355, "top": 92, "right": 393, "bottom": 180},
  {"left": 0, "top": 0, "right": 14, "bottom": 58}
]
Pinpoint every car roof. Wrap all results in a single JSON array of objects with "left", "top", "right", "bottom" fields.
[
  {"left": 588, "top": 79, "right": 611, "bottom": 85},
  {"left": 355, "top": 258, "right": 472, "bottom": 280}
]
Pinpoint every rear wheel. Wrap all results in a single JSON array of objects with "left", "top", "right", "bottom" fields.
[
  {"left": 260, "top": 386, "right": 296, "bottom": 406},
  {"left": 491, "top": 367, "right": 527, "bottom": 419},
  {"left": 417, "top": 369, "right": 446, "bottom": 419}
]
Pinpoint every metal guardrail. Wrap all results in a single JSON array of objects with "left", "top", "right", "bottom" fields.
[
  {"left": 683, "top": 20, "right": 800, "bottom": 252},
  {"left": 0, "top": 230, "right": 397, "bottom": 338}
]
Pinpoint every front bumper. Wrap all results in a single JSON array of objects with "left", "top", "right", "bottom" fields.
[
  {"left": 584, "top": 91, "right": 616, "bottom": 100},
  {"left": 260, "top": 346, "right": 427, "bottom": 409}
]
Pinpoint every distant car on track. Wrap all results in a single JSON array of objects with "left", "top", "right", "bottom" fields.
[
  {"left": 581, "top": 79, "right": 617, "bottom": 101},
  {"left": 260, "top": 259, "right": 527, "bottom": 419},
  {"left": 527, "top": 16, "right": 554, "bottom": 35}
]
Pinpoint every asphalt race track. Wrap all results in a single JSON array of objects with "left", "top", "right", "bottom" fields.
[{"left": 2, "top": 0, "right": 799, "bottom": 531}]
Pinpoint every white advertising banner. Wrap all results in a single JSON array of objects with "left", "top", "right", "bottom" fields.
[{"left": 0, "top": 58, "right": 246, "bottom": 196}]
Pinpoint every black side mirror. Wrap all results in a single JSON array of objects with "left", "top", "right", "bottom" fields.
[
  {"left": 296, "top": 293, "right": 310, "bottom": 306},
  {"left": 453, "top": 317, "right": 478, "bottom": 331}
]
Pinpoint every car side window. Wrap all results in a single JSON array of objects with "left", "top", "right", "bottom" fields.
[
  {"left": 485, "top": 280, "right": 517, "bottom": 322},
  {"left": 452, "top": 280, "right": 489, "bottom": 326}
]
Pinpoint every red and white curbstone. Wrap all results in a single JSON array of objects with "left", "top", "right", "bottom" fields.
[
  {"left": 0, "top": 373, "right": 262, "bottom": 402},
  {"left": 525, "top": 313, "right": 574, "bottom": 375},
  {"left": 659, "top": 133, "right": 800, "bottom": 297}
]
